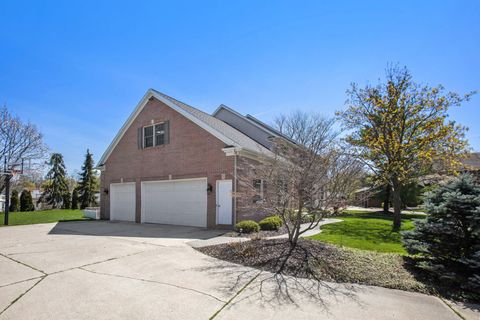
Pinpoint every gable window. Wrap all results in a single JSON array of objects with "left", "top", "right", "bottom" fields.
[
  {"left": 154, "top": 123, "right": 165, "bottom": 146},
  {"left": 144, "top": 126, "right": 154, "bottom": 148},
  {"left": 143, "top": 122, "right": 168, "bottom": 148},
  {"left": 252, "top": 179, "right": 265, "bottom": 203}
]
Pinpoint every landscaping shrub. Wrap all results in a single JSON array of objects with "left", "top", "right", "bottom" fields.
[
  {"left": 71, "top": 189, "right": 79, "bottom": 210},
  {"left": 9, "top": 190, "right": 19, "bottom": 212},
  {"left": 19, "top": 190, "right": 35, "bottom": 212},
  {"left": 403, "top": 174, "right": 480, "bottom": 297},
  {"left": 301, "top": 213, "right": 316, "bottom": 223},
  {"left": 259, "top": 215, "right": 283, "bottom": 231},
  {"left": 235, "top": 220, "right": 260, "bottom": 233},
  {"left": 62, "top": 192, "right": 71, "bottom": 209}
]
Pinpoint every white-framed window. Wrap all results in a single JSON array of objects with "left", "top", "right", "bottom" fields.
[
  {"left": 252, "top": 179, "right": 265, "bottom": 203},
  {"left": 143, "top": 122, "right": 166, "bottom": 148}
]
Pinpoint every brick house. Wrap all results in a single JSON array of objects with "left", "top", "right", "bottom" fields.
[
  {"left": 461, "top": 152, "right": 480, "bottom": 181},
  {"left": 97, "top": 89, "right": 290, "bottom": 228}
]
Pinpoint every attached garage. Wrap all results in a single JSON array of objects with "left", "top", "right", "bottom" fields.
[
  {"left": 110, "top": 182, "right": 136, "bottom": 222},
  {"left": 141, "top": 178, "right": 208, "bottom": 227}
]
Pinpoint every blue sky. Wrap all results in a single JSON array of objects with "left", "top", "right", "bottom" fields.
[{"left": 1, "top": 1, "right": 479, "bottom": 173}]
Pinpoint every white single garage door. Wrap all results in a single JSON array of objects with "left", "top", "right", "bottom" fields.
[
  {"left": 141, "top": 178, "right": 207, "bottom": 227},
  {"left": 110, "top": 183, "right": 136, "bottom": 222}
]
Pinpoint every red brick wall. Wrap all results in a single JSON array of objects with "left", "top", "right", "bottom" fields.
[
  {"left": 234, "top": 156, "right": 269, "bottom": 222},
  {"left": 100, "top": 97, "right": 234, "bottom": 228}
]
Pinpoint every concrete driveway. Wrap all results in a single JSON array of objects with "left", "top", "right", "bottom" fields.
[{"left": 0, "top": 221, "right": 476, "bottom": 320}]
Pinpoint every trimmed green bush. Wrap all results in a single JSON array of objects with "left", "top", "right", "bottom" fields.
[
  {"left": 259, "top": 215, "right": 283, "bottom": 231},
  {"left": 20, "top": 190, "right": 35, "bottom": 212},
  {"left": 235, "top": 220, "right": 260, "bottom": 233},
  {"left": 9, "top": 190, "right": 19, "bottom": 212}
]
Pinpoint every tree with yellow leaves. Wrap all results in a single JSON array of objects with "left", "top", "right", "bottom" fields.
[{"left": 337, "top": 66, "right": 474, "bottom": 230}]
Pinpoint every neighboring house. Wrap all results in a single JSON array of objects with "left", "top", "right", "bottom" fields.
[
  {"left": 352, "top": 187, "right": 383, "bottom": 208},
  {"left": 461, "top": 152, "right": 480, "bottom": 180},
  {"left": 31, "top": 189, "right": 43, "bottom": 210},
  {"left": 98, "top": 89, "right": 287, "bottom": 228},
  {"left": 0, "top": 194, "right": 5, "bottom": 212}
]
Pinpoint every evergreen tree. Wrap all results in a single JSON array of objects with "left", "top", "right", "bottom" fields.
[
  {"left": 71, "top": 188, "right": 79, "bottom": 210},
  {"left": 40, "top": 153, "right": 69, "bottom": 208},
  {"left": 9, "top": 190, "right": 19, "bottom": 212},
  {"left": 78, "top": 149, "right": 98, "bottom": 209},
  {"left": 20, "top": 190, "right": 35, "bottom": 211},
  {"left": 62, "top": 192, "right": 71, "bottom": 209},
  {"left": 403, "top": 174, "right": 480, "bottom": 297}
]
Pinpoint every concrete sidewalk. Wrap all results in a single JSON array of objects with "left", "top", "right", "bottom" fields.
[
  {"left": 0, "top": 221, "right": 477, "bottom": 319},
  {"left": 189, "top": 218, "right": 342, "bottom": 248}
]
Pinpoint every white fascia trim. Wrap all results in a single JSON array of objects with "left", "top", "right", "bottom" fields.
[
  {"left": 222, "top": 147, "right": 240, "bottom": 157},
  {"left": 97, "top": 90, "right": 152, "bottom": 166},
  {"left": 98, "top": 89, "right": 239, "bottom": 166},
  {"left": 222, "top": 146, "right": 273, "bottom": 162},
  {"left": 238, "top": 148, "right": 268, "bottom": 161}
]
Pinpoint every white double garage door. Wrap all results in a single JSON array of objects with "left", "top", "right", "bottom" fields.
[{"left": 110, "top": 178, "right": 208, "bottom": 227}]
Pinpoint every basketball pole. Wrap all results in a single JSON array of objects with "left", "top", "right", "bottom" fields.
[
  {"left": 4, "top": 173, "right": 11, "bottom": 226},
  {"left": 2, "top": 159, "right": 24, "bottom": 225}
]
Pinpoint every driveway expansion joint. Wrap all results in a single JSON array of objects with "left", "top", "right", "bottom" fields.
[
  {"left": 209, "top": 271, "right": 262, "bottom": 319},
  {"left": 78, "top": 267, "right": 227, "bottom": 303},
  {"left": 0, "top": 252, "right": 47, "bottom": 275},
  {"left": 0, "top": 276, "right": 45, "bottom": 289},
  {"left": 439, "top": 298, "right": 467, "bottom": 320},
  {"left": 47, "top": 250, "right": 150, "bottom": 276},
  {"left": 0, "top": 276, "right": 46, "bottom": 316}
]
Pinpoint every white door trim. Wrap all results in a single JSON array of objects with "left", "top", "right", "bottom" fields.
[
  {"left": 110, "top": 182, "right": 136, "bottom": 222},
  {"left": 216, "top": 179, "right": 233, "bottom": 225},
  {"left": 140, "top": 177, "right": 208, "bottom": 224}
]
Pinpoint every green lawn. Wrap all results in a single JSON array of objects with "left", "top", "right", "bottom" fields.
[
  {"left": 309, "top": 210, "right": 426, "bottom": 254},
  {"left": 0, "top": 209, "right": 87, "bottom": 226}
]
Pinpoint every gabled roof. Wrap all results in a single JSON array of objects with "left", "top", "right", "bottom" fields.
[
  {"left": 97, "top": 89, "right": 271, "bottom": 166},
  {"left": 245, "top": 114, "right": 298, "bottom": 145},
  {"left": 212, "top": 104, "right": 297, "bottom": 146}
]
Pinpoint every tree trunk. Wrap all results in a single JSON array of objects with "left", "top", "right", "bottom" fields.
[
  {"left": 392, "top": 181, "right": 402, "bottom": 231},
  {"left": 383, "top": 184, "right": 391, "bottom": 214},
  {"left": 289, "top": 201, "right": 303, "bottom": 247}
]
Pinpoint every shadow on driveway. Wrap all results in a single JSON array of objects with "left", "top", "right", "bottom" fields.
[{"left": 48, "top": 220, "right": 226, "bottom": 240}]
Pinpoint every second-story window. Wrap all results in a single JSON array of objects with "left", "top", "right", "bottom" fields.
[
  {"left": 143, "top": 122, "right": 167, "bottom": 148},
  {"left": 154, "top": 123, "right": 165, "bottom": 146},
  {"left": 144, "top": 126, "right": 154, "bottom": 148}
]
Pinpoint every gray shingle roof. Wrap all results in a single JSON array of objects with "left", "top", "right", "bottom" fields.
[{"left": 152, "top": 89, "right": 272, "bottom": 155}]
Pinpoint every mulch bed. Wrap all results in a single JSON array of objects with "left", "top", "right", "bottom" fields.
[{"left": 196, "top": 238, "right": 471, "bottom": 299}]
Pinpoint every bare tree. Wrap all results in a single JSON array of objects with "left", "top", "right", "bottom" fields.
[
  {"left": 0, "top": 106, "right": 48, "bottom": 192},
  {"left": 238, "top": 111, "right": 363, "bottom": 247}
]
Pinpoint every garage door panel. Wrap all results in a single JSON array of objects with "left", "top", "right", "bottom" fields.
[
  {"left": 142, "top": 179, "right": 207, "bottom": 227},
  {"left": 110, "top": 183, "right": 136, "bottom": 222}
]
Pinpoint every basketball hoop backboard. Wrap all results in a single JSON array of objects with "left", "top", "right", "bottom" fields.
[
  {"left": 11, "top": 168, "right": 23, "bottom": 177},
  {"left": 1, "top": 159, "right": 24, "bottom": 177}
]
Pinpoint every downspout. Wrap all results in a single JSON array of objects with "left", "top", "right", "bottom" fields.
[{"left": 233, "top": 151, "right": 237, "bottom": 225}]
